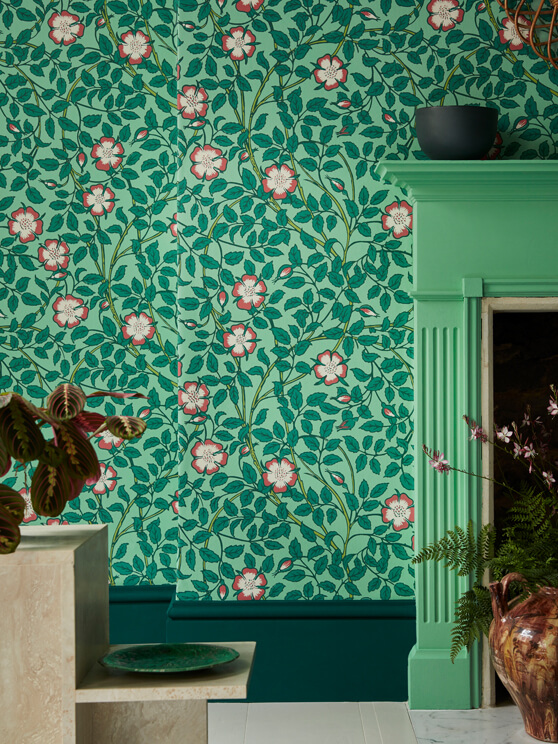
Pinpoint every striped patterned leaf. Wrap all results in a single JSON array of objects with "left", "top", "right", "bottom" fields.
[
  {"left": 0, "top": 436, "right": 9, "bottom": 476},
  {"left": 0, "top": 394, "right": 46, "bottom": 462},
  {"left": 0, "top": 505, "right": 20, "bottom": 554},
  {"left": 74, "top": 411, "right": 106, "bottom": 433},
  {"left": 0, "top": 485, "right": 25, "bottom": 523},
  {"left": 86, "top": 391, "right": 148, "bottom": 400},
  {"left": 54, "top": 422, "right": 100, "bottom": 480},
  {"left": 30, "top": 461, "right": 71, "bottom": 517},
  {"left": 47, "top": 383, "right": 87, "bottom": 421},
  {"left": 105, "top": 415, "right": 147, "bottom": 440},
  {"left": 38, "top": 441, "right": 66, "bottom": 468}
]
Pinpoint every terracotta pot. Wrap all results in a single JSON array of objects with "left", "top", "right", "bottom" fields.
[{"left": 489, "top": 573, "right": 558, "bottom": 742}]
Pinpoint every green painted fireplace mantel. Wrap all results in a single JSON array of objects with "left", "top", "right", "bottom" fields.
[{"left": 376, "top": 160, "right": 558, "bottom": 710}]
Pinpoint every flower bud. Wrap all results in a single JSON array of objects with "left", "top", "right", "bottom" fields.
[
  {"left": 191, "top": 415, "right": 207, "bottom": 423},
  {"left": 359, "top": 306, "right": 377, "bottom": 317},
  {"left": 190, "top": 119, "right": 205, "bottom": 128},
  {"left": 219, "top": 584, "right": 227, "bottom": 599},
  {"left": 360, "top": 9, "right": 379, "bottom": 19},
  {"left": 139, "top": 408, "right": 150, "bottom": 418},
  {"left": 279, "top": 559, "right": 292, "bottom": 571},
  {"left": 218, "top": 290, "right": 227, "bottom": 307},
  {"left": 239, "top": 150, "right": 250, "bottom": 161},
  {"left": 330, "top": 472, "right": 345, "bottom": 485},
  {"left": 171, "top": 500, "right": 179, "bottom": 514},
  {"left": 383, "top": 113, "right": 395, "bottom": 123},
  {"left": 383, "top": 407, "right": 395, "bottom": 417},
  {"left": 515, "top": 118, "right": 527, "bottom": 129},
  {"left": 278, "top": 266, "right": 292, "bottom": 279},
  {"left": 96, "top": 17, "right": 106, "bottom": 26},
  {"left": 78, "top": 152, "right": 85, "bottom": 167},
  {"left": 336, "top": 394, "right": 351, "bottom": 403},
  {"left": 8, "top": 123, "right": 20, "bottom": 133},
  {"left": 136, "top": 129, "right": 148, "bottom": 140},
  {"left": 185, "top": 320, "right": 197, "bottom": 329},
  {"left": 240, "top": 445, "right": 250, "bottom": 455},
  {"left": 337, "top": 99, "right": 351, "bottom": 108}
]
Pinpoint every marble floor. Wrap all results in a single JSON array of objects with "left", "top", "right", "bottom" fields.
[{"left": 208, "top": 702, "right": 533, "bottom": 744}]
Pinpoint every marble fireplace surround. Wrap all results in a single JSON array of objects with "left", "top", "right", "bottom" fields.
[{"left": 376, "top": 161, "right": 558, "bottom": 710}]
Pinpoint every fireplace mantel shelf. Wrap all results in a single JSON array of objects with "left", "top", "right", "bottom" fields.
[{"left": 375, "top": 159, "right": 558, "bottom": 202}]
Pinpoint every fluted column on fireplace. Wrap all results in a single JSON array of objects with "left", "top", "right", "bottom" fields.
[{"left": 376, "top": 160, "right": 558, "bottom": 709}]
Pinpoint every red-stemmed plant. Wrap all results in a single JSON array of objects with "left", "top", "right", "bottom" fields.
[{"left": 0, "top": 384, "right": 147, "bottom": 553}]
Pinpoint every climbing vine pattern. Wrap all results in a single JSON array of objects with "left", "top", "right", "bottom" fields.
[{"left": 1, "top": 0, "right": 556, "bottom": 590}]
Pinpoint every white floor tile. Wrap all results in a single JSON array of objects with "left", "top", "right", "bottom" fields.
[
  {"left": 208, "top": 702, "right": 248, "bottom": 744},
  {"left": 408, "top": 705, "right": 532, "bottom": 744},
  {"left": 360, "top": 703, "right": 417, "bottom": 744},
  {"left": 245, "top": 703, "right": 366, "bottom": 744}
]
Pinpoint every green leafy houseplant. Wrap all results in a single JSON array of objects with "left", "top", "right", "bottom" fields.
[
  {"left": 0, "top": 383, "right": 147, "bottom": 554},
  {"left": 414, "top": 387, "right": 558, "bottom": 660}
]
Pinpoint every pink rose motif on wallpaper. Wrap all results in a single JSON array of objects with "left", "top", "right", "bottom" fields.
[
  {"left": 427, "top": 0, "right": 464, "bottom": 31},
  {"left": 86, "top": 464, "right": 117, "bottom": 494},
  {"left": 38, "top": 240, "right": 69, "bottom": 271},
  {"left": 47, "top": 518, "right": 69, "bottom": 525},
  {"left": 53, "top": 295, "right": 88, "bottom": 328},
  {"left": 178, "top": 85, "right": 209, "bottom": 119},
  {"left": 91, "top": 137, "right": 124, "bottom": 171},
  {"left": 381, "top": 201, "right": 413, "bottom": 238},
  {"left": 313, "top": 55, "right": 348, "bottom": 90},
  {"left": 262, "top": 458, "right": 298, "bottom": 493},
  {"left": 499, "top": 16, "right": 529, "bottom": 49},
  {"left": 191, "top": 439, "right": 228, "bottom": 475},
  {"left": 223, "top": 324, "right": 257, "bottom": 357},
  {"left": 232, "top": 275, "right": 267, "bottom": 310},
  {"left": 48, "top": 11, "right": 84, "bottom": 46},
  {"left": 82, "top": 185, "right": 115, "bottom": 216},
  {"left": 313, "top": 351, "right": 348, "bottom": 386},
  {"left": 9, "top": 207, "right": 43, "bottom": 244},
  {"left": 221, "top": 27, "right": 256, "bottom": 60},
  {"left": 122, "top": 312, "right": 156, "bottom": 346},
  {"left": 236, "top": 0, "right": 264, "bottom": 11},
  {"left": 19, "top": 488, "right": 37, "bottom": 523},
  {"left": 118, "top": 30, "right": 152, "bottom": 64},
  {"left": 95, "top": 431, "right": 124, "bottom": 450},
  {"left": 262, "top": 164, "right": 297, "bottom": 199},
  {"left": 233, "top": 567, "right": 267, "bottom": 600},
  {"left": 170, "top": 213, "right": 178, "bottom": 237},
  {"left": 190, "top": 145, "right": 228, "bottom": 180},
  {"left": 178, "top": 383, "right": 210, "bottom": 415},
  {"left": 382, "top": 494, "right": 415, "bottom": 531}
]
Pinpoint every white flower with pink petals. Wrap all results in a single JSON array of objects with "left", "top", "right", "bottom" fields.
[
  {"left": 544, "top": 471, "right": 556, "bottom": 488},
  {"left": 499, "top": 16, "right": 529, "bottom": 49},
  {"left": 91, "top": 137, "right": 124, "bottom": 171},
  {"left": 119, "top": 30, "right": 152, "bottom": 64},
  {"left": 548, "top": 399, "right": 558, "bottom": 416},
  {"left": 20, "top": 488, "right": 37, "bottom": 523},
  {"left": 496, "top": 425, "right": 512, "bottom": 443},
  {"left": 190, "top": 145, "right": 228, "bottom": 181},
  {"left": 48, "top": 11, "right": 84, "bottom": 45},
  {"left": 221, "top": 26, "right": 256, "bottom": 60},
  {"left": 427, "top": 0, "right": 464, "bottom": 30},
  {"left": 9, "top": 207, "right": 43, "bottom": 244},
  {"left": 262, "top": 164, "right": 297, "bottom": 199},
  {"left": 38, "top": 240, "right": 69, "bottom": 271},
  {"left": 313, "top": 351, "right": 347, "bottom": 386},
  {"left": 178, "top": 85, "right": 209, "bottom": 119},
  {"left": 382, "top": 493, "right": 414, "bottom": 531},
  {"left": 122, "top": 312, "right": 155, "bottom": 346},
  {"left": 82, "top": 185, "right": 115, "bottom": 216},
  {"left": 233, "top": 567, "right": 267, "bottom": 600},
  {"left": 232, "top": 275, "right": 267, "bottom": 310},
  {"left": 313, "top": 55, "right": 348, "bottom": 91},
  {"left": 87, "top": 463, "right": 117, "bottom": 494},
  {"left": 178, "top": 383, "right": 210, "bottom": 415},
  {"left": 236, "top": 0, "right": 264, "bottom": 10},
  {"left": 191, "top": 439, "right": 228, "bottom": 475},
  {"left": 382, "top": 201, "right": 413, "bottom": 238},
  {"left": 96, "top": 431, "right": 124, "bottom": 450},
  {"left": 262, "top": 458, "right": 297, "bottom": 493},
  {"left": 223, "top": 324, "right": 256, "bottom": 357},
  {"left": 53, "top": 295, "right": 88, "bottom": 328}
]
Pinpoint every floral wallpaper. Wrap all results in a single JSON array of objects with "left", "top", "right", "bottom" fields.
[{"left": 1, "top": 0, "right": 556, "bottom": 591}]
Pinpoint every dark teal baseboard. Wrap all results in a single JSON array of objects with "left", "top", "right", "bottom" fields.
[
  {"left": 109, "top": 586, "right": 416, "bottom": 703},
  {"left": 109, "top": 584, "right": 176, "bottom": 644}
]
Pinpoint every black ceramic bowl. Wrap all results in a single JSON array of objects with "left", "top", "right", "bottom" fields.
[{"left": 415, "top": 105, "right": 498, "bottom": 160}]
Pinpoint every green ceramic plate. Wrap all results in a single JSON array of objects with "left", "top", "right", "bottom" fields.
[{"left": 99, "top": 643, "right": 240, "bottom": 673}]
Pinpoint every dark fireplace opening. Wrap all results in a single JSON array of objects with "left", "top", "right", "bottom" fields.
[{"left": 492, "top": 311, "right": 558, "bottom": 704}]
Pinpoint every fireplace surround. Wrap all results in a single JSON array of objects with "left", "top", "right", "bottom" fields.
[{"left": 376, "top": 161, "right": 558, "bottom": 710}]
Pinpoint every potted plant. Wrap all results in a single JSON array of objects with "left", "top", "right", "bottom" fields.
[
  {"left": 416, "top": 386, "right": 558, "bottom": 742},
  {"left": 0, "top": 383, "right": 147, "bottom": 554}
]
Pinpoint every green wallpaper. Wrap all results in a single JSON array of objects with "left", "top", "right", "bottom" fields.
[{"left": 1, "top": 0, "right": 556, "bottom": 590}]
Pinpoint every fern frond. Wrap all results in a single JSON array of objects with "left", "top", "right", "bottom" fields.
[
  {"left": 413, "top": 521, "right": 493, "bottom": 581},
  {"left": 450, "top": 584, "right": 492, "bottom": 662}
]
